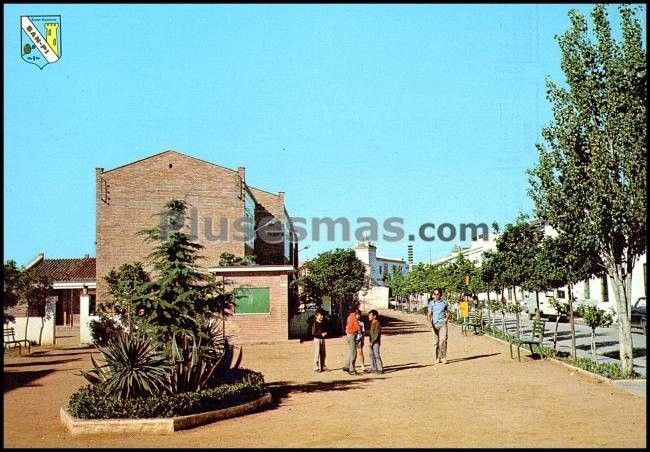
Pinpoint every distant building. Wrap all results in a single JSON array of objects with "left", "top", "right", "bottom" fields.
[
  {"left": 354, "top": 240, "right": 408, "bottom": 309},
  {"left": 434, "top": 219, "right": 647, "bottom": 318}
]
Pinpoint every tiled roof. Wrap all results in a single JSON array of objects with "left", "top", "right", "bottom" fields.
[{"left": 28, "top": 257, "right": 96, "bottom": 282}]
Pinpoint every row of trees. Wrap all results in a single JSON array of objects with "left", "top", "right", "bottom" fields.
[
  {"left": 385, "top": 4, "right": 647, "bottom": 377},
  {"left": 528, "top": 4, "right": 646, "bottom": 377}
]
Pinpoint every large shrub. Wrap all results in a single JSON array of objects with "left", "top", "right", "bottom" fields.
[
  {"left": 68, "top": 369, "right": 266, "bottom": 419},
  {"left": 88, "top": 316, "right": 124, "bottom": 347}
]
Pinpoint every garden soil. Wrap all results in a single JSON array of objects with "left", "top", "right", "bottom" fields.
[{"left": 3, "top": 310, "right": 646, "bottom": 447}]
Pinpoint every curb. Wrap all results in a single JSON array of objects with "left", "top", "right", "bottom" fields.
[
  {"left": 61, "top": 392, "right": 273, "bottom": 435},
  {"left": 451, "top": 323, "right": 646, "bottom": 386}
]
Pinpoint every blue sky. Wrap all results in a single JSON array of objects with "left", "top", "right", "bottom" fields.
[{"left": 4, "top": 4, "right": 646, "bottom": 266}]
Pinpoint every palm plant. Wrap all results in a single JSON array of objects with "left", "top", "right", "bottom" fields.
[
  {"left": 169, "top": 316, "right": 242, "bottom": 394},
  {"left": 81, "top": 333, "right": 170, "bottom": 400}
]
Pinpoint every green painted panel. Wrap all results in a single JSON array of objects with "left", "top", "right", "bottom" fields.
[{"left": 234, "top": 287, "right": 270, "bottom": 314}]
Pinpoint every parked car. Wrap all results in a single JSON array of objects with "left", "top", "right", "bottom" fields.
[{"left": 631, "top": 296, "right": 646, "bottom": 335}]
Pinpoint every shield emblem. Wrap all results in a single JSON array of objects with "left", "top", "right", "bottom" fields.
[{"left": 21, "top": 15, "right": 61, "bottom": 69}]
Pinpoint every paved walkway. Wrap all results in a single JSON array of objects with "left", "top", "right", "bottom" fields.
[
  {"left": 3, "top": 310, "right": 646, "bottom": 447},
  {"left": 482, "top": 311, "right": 647, "bottom": 376}
]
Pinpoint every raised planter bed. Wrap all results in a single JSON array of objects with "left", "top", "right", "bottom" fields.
[{"left": 60, "top": 392, "right": 273, "bottom": 435}]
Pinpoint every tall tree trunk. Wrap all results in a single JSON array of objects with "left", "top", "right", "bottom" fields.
[
  {"left": 513, "top": 286, "right": 520, "bottom": 338},
  {"left": 553, "top": 314, "right": 561, "bottom": 352},
  {"left": 486, "top": 291, "right": 491, "bottom": 329},
  {"left": 568, "top": 285, "right": 577, "bottom": 363},
  {"left": 591, "top": 327, "right": 596, "bottom": 356},
  {"left": 608, "top": 264, "right": 635, "bottom": 377},
  {"left": 338, "top": 296, "right": 345, "bottom": 335},
  {"left": 535, "top": 291, "right": 540, "bottom": 315},
  {"left": 38, "top": 316, "right": 45, "bottom": 346},
  {"left": 23, "top": 310, "right": 30, "bottom": 344}
]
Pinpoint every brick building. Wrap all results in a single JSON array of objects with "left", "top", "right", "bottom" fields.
[{"left": 95, "top": 150, "right": 298, "bottom": 342}]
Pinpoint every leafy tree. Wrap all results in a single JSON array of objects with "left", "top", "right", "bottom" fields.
[
  {"left": 297, "top": 248, "right": 366, "bottom": 334},
  {"left": 528, "top": 4, "right": 646, "bottom": 377},
  {"left": 3, "top": 260, "right": 23, "bottom": 324},
  {"left": 534, "top": 235, "right": 602, "bottom": 361},
  {"left": 20, "top": 273, "right": 52, "bottom": 345},
  {"left": 547, "top": 297, "right": 570, "bottom": 352},
  {"left": 136, "top": 200, "right": 234, "bottom": 346},
  {"left": 218, "top": 252, "right": 256, "bottom": 266},
  {"left": 385, "top": 268, "right": 407, "bottom": 300},
  {"left": 576, "top": 304, "right": 614, "bottom": 356},
  {"left": 4, "top": 260, "right": 53, "bottom": 345},
  {"left": 103, "top": 262, "right": 152, "bottom": 333},
  {"left": 495, "top": 215, "right": 544, "bottom": 336}
]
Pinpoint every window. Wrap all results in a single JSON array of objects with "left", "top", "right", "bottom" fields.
[
  {"left": 507, "top": 287, "right": 512, "bottom": 300},
  {"left": 583, "top": 280, "right": 590, "bottom": 299},
  {"left": 234, "top": 287, "right": 270, "bottom": 314},
  {"left": 378, "top": 266, "right": 382, "bottom": 275},
  {"left": 556, "top": 289, "right": 566, "bottom": 299},
  {"left": 100, "top": 178, "right": 109, "bottom": 204},
  {"left": 244, "top": 192, "right": 255, "bottom": 250},
  {"left": 283, "top": 220, "right": 291, "bottom": 260},
  {"left": 601, "top": 276, "right": 609, "bottom": 302},
  {"left": 89, "top": 294, "right": 97, "bottom": 316}
]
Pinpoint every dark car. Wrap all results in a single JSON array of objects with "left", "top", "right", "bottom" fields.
[{"left": 631, "top": 297, "right": 646, "bottom": 335}]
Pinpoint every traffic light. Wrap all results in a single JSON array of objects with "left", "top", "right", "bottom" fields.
[{"left": 407, "top": 245, "right": 413, "bottom": 265}]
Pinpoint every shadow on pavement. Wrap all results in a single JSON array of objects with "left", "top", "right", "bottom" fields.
[
  {"left": 3, "top": 358, "right": 82, "bottom": 368},
  {"left": 3, "top": 369, "right": 56, "bottom": 394},
  {"left": 380, "top": 314, "right": 430, "bottom": 336},
  {"left": 381, "top": 362, "right": 433, "bottom": 373},
  {"left": 267, "top": 378, "right": 375, "bottom": 408},
  {"left": 603, "top": 348, "right": 646, "bottom": 359},
  {"left": 445, "top": 353, "right": 501, "bottom": 364}
]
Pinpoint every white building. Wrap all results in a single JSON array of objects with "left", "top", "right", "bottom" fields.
[
  {"left": 354, "top": 240, "right": 408, "bottom": 309},
  {"left": 434, "top": 220, "right": 647, "bottom": 318}
]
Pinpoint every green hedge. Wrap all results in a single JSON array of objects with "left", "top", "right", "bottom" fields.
[{"left": 68, "top": 368, "right": 267, "bottom": 419}]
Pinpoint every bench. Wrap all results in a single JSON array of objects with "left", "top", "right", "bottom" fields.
[
  {"left": 3, "top": 327, "right": 31, "bottom": 355},
  {"left": 508, "top": 319, "right": 546, "bottom": 362},
  {"left": 462, "top": 310, "right": 483, "bottom": 336}
]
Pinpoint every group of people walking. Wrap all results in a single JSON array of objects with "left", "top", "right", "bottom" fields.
[{"left": 311, "top": 288, "right": 451, "bottom": 374}]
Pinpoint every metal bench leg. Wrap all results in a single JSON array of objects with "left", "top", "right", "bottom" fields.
[
  {"left": 509, "top": 341, "right": 514, "bottom": 359},
  {"left": 517, "top": 345, "right": 521, "bottom": 362}
]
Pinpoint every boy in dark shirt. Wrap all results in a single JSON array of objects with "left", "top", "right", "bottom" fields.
[
  {"left": 311, "top": 309, "right": 328, "bottom": 372},
  {"left": 368, "top": 309, "right": 383, "bottom": 374}
]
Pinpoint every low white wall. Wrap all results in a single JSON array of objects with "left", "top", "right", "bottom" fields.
[
  {"left": 79, "top": 294, "right": 98, "bottom": 344},
  {"left": 358, "top": 286, "right": 390, "bottom": 310},
  {"left": 7, "top": 300, "right": 56, "bottom": 345}
]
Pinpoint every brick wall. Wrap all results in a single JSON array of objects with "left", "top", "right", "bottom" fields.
[
  {"left": 215, "top": 271, "right": 290, "bottom": 343},
  {"left": 96, "top": 151, "right": 247, "bottom": 303}
]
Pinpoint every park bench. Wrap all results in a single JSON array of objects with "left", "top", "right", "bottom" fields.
[
  {"left": 3, "top": 327, "right": 31, "bottom": 355},
  {"left": 508, "top": 318, "right": 546, "bottom": 362},
  {"left": 462, "top": 310, "right": 483, "bottom": 336}
]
